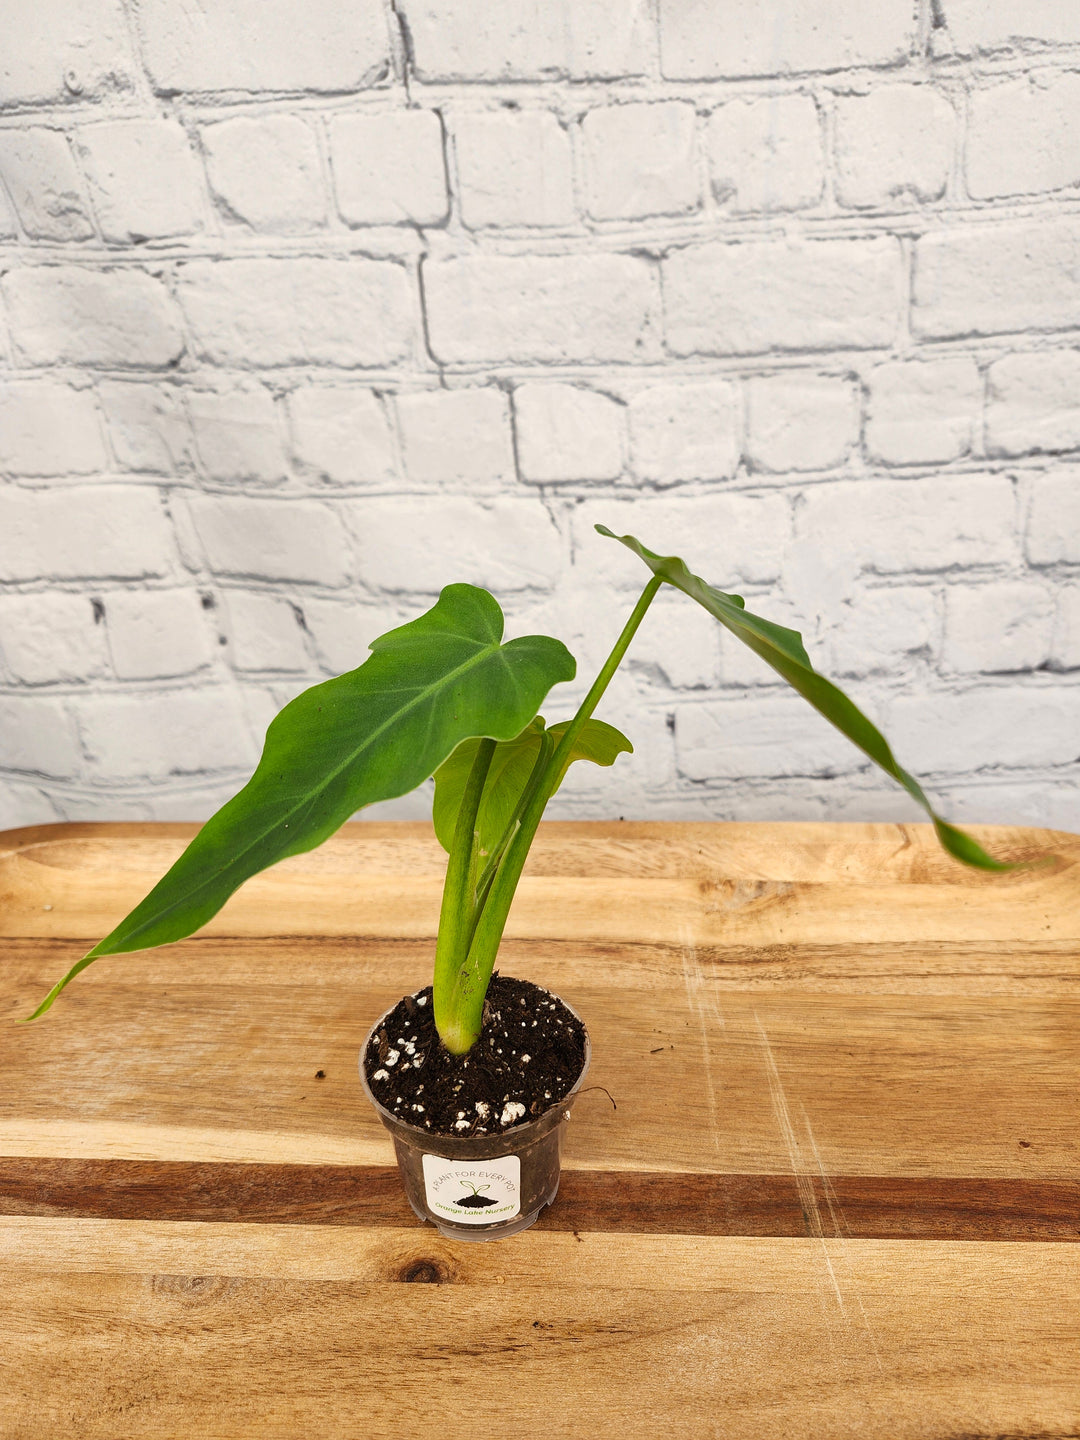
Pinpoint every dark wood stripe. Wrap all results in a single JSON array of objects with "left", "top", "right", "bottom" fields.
[
  {"left": 0, "top": 1159, "right": 1076, "bottom": 1241},
  {"left": 546, "top": 1171, "right": 1080, "bottom": 1242}
]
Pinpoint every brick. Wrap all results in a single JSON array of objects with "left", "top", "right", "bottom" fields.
[
  {"left": 104, "top": 588, "right": 215, "bottom": 679},
  {"left": 203, "top": 116, "right": 325, "bottom": 234},
  {"left": 943, "top": 580, "right": 1054, "bottom": 674},
  {"left": 1027, "top": 472, "right": 1080, "bottom": 565},
  {"left": 675, "top": 694, "right": 861, "bottom": 781},
  {"left": 55, "top": 791, "right": 158, "bottom": 822},
  {"left": 0, "top": 698, "right": 81, "bottom": 778},
  {"left": 1052, "top": 584, "right": 1080, "bottom": 670},
  {"left": 629, "top": 380, "right": 739, "bottom": 483},
  {"left": 395, "top": 388, "right": 514, "bottom": 487},
  {"left": 499, "top": 584, "right": 611, "bottom": 680},
  {"left": 137, "top": 0, "right": 390, "bottom": 94},
  {"left": 942, "top": 1, "right": 1080, "bottom": 53},
  {"left": 75, "top": 120, "right": 205, "bottom": 243},
  {"left": 746, "top": 374, "right": 857, "bottom": 473},
  {"left": 0, "top": 592, "right": 107, "bottom": 684},
  {"left": 913, "top": 220, "right": 1080, "bottom": 341},
  {"left": 866, "top": 359, "right": 981, "bottom": 466},
  {"left": 350, "top": 496, "right": 562, "bottom": 592},
  {"left": 819, "top": 585, "right": 939, "bottom": 680},
  {"left": 301, "top": 598, "right": 395, "bottom": 673},
  {"left": 239, "top": 685, "right": 282, "bottom": 744},
  {"left": 1, "top": 0, "right": 135, "bottom": 106},
  {"left": 425, "top": 254, "right": 658, "bottom": 364},
  {"left": 0, "top": 129, "right": 93, "bottom": 241},
  {"left": 888, "top": 684, "right": 1080, "bottom": 773},
  {"left": 139, "top": 781, "right": 245, "bottom": 823},
  {"left": 967, "top": 74, "right": 1080, "bottom": 201},
  {"left": 187, "top": 383, "right": 288, "bottom": 485},
  {"left": 0, "top": 485, "right": 176, "bottom": 582},
  {"left": 288, "top": 386, "right": 396, "bottom": 486},
  {"left": 797, "top": 475, "right": 1018, "bottom": 575},
  {"left": 0, "top": 781, "right": 58, "bottom": 829},
  {"left": 659, "top": 0, "right": 914, "bottom": 79},
  {"left": 398, "top": 0, "right": 649, "bottom": 82},
  {"left": 331, "top": 111, "right": 447, "bottom": 227},
  {"left": 0, "top": 380, "right": 108, "bottom": 476},
  {"left": 633, "top": 594, "right": 720, "bottom": 689},
  {"left": 574, "top": 494, "right": 789, "bottom": 587},
  {"left": 583, "top": 103, "right": 698, "bottom": 221},
  {"left": 99, "top": 382, "right": 195, "bottom": 474},
  {"left": 931, "top": 776, "right": 1080, "bottom": 834},
  {"left": 986, "top": 351, "right": 1080, "bottom": 457},
  {"left": 77, "top": 688, "right": 258, "bottom": 781},
  {"left": 707, "top": 95, "right": 823, "bottom": 213},
  {"left": 224, "top": 591, "right": 310, "bottom": 672},
  {"left": 187, "top": 496, "right": 351, "bottom": 585},
  {"left": 664, "top": 237, "right": 902, "bottom": 357},
  {"left": 455, "top": 111, "right": 573, "bottom": 229},
  {"left": 514, "top": 384, "right": 624, "bottom": 483},
  {"left": 177, "top": 258, "right": 414, "bottom": 367},
  {"left": 2, "top": 267, "right": 184, "bottom": 369},
  {"left": 835, "top": 85, "right": 955, "bottom": 208}
]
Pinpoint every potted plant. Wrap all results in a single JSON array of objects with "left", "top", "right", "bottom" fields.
[{"left": 24, "top": 527, "right": 1012, "bottom": 1239}]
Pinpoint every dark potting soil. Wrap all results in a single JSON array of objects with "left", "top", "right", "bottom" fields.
[{"left": 362, "top": 974, "right": 587, "bottom": 1138}]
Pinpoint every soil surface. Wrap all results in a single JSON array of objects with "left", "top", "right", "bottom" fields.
[{"left": 361, "top": 974, "right": 587, "bottom": 1138}]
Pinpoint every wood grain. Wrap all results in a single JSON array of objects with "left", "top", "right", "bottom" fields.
[
  {"left": 1, "top": 1223, "right": 1078, "bottom": 1440},
  {"left": 1, "top": 820, "right": 1078, "bottom": 1438},
  {"left": 1, "top": 1158, "right": 1077, "bottom": 1241}
]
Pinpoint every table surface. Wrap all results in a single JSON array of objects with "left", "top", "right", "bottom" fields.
[{"left": 2, "top": 818, "right": 1078, "bottom": 1439}]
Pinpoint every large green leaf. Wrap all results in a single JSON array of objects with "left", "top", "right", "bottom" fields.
[
  {"left": 27, "top": 585, "right": 576, "bottom": 1018},
  {"left": 596, "top": 525, "right": 1012, "bottom": 871},
  {"left": 432, "top": 716, "right": 633, "bottom": 857}
]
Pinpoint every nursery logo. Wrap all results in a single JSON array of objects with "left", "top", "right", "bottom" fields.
[{"left": 422, "top": 1154, "right": 521, "bottom": 1224}]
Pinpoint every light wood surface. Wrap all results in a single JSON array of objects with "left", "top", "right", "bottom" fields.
[{"left": 2, "top": 820, "right": 1078, "bottom": 1438}]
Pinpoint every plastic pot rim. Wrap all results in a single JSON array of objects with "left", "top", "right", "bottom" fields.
[{"left": 358, "top": 982, "right": 591, "bottom": 1157}]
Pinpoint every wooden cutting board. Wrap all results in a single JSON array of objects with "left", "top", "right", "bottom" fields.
[{"left": 1, "top": 820, "right": 1078, "bottom": 1438}]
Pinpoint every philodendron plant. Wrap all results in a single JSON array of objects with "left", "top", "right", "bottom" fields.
[{"left": 26, "top": 527, "right": 1009, "bottom": 1053}]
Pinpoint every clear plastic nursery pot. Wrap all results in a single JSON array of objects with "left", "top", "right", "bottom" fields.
[{"left": 359, "top": 994, "right": 590, "bottom": 1242}]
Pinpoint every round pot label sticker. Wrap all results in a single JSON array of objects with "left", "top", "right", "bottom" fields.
[{"left": 422, "top": 1154, "right": 521, "bottom": 1225}]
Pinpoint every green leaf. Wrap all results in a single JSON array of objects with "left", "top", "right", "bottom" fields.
[
  {"left": 27, "top": 585, "right": 576, "bottom": 1019},
  {"left": 432, "top": 716, "right": 633, "bottom": 858},
  {"left": 596, "top": 524, "right": 1013, "bottom": 872}
]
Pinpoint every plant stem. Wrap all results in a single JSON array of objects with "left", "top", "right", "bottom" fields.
[
  {"left": 432, "top": 736, "right": 496, "bottom": 1046},
  {"left": 473, "top": 727, "right": 554, "bottom": 913},
  {"left": 436, "top": 576, "right": 663, "bottom": 1054}
]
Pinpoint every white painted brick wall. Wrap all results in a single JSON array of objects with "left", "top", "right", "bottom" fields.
[
  {"left": 288, "top": 386, "right": 397, "bottom": 487},
  {"left": 3, "top": 266, "right": 185, "bottom": 367},
  {"left": 514, "top": 385, "right": 625, "bottom": 484},
  {"left": 455, "top": 111, "right": 574, "bottom": 230},
  {"left": 0, "top": 129, "right": 94, "bottom": 241},
  {"left": 865, "top": 360, "right": 982, "bottom": 466},
  {"left": 75, "top": 119, "right": 208, "bottom": 243},
  {"left": 0, "top": 0, "right": 1077, "bottom": 836},
  {"left": 582, "top": 103, "right": 698, "bottom": 221},
  {"left": 967, "top": 74, "right": 1080, "bottom": 201},
  {"left": 202, "top": 117, "right": 326, "bottom": 236},
  {"left": 331, "top": 112, "right": 448, "bottom": 228},
  {"left": 834, "top": 85, "right": 955, "bottom": 209},
  {"left": 707, "top": 95, "right": 824, "bottom": 214},
  {"left": 745, "top": 374, "right": 858, "bottom": 473},
  {"left": 986, "top": 352, "right": 1080, "bottom": 457},
  {"left": 629, "top": 381, "right": 739, "bottom": 484},
  {"left": 664, "top": 236, "right": 903, "bottom": 356}
]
